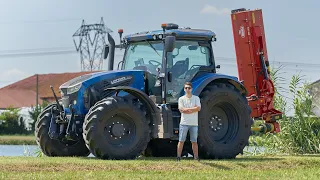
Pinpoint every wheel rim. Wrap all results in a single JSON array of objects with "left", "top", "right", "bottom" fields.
[
  {"left": 207, "top": 102, "right": 239, "bottom": 143},
  {"left": 103, "top": 113, "right": 136, "bottom": 147}
]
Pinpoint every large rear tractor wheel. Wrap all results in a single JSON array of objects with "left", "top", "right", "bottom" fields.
[
  {"left": 198, "top": 83, "right": 253, "bottom": 159},
  {"left": 83, "top": 96, "right": 150, "bottom": 159},
  {"left": 35, "top": 104, "right": 90, "bottom": 157}
]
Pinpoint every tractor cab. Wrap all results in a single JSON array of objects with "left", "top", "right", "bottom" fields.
[{"left": 116, "top": 23, "right": 218, "bottom": 103}]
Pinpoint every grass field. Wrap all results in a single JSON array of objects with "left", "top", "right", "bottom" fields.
[
  {"left": 0, "top": 155, "right": 319, "bottom": 179},
  {"left": 0, "top": 135, "right": 36, "bottom": 145}
]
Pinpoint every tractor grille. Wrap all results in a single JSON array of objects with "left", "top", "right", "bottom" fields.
[
  {"left": 100, "top": 90, "right": 115, "bottom": 99},
  {"left": 61, "top": 96, "right": 70, "bottom": 108},
  {"left": 84, "top": 76, "right": 134, "bottom": 109},
  {"left": 99, "top": 80, "right": 131, "bottom": 99},
  {"left": 92, "top": 79, "right": 133, "bottom": 100},
  {"left": 100, "top": 80, "right": 110, "bottom": 89},
  {"left": 60, "top": 87, "right": 78, "bottom": 108}
]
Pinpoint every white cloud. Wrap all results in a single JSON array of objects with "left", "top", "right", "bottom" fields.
[
  {"left": 200, "top": 5, "right": 230, "bottom": 16},
  {"left": 0, "top": 68, "right": 31, "bottom": 87}
]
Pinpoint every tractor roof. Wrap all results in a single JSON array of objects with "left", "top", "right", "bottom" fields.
[{"left": 124, "top": 28, "right": 216, "bottom": 42}]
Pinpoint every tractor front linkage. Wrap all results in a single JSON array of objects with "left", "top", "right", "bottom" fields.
[{"left": 48, "top": 85, "right": 80, "bottom": 142}]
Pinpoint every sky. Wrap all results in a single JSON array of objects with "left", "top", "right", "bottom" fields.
[{"left": 0, "top": 0, "right": 319, "bottom": 92}]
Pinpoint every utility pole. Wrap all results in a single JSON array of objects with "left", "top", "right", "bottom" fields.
[{"left": 36, "top": 74, "right": 39, "bottom": 108}]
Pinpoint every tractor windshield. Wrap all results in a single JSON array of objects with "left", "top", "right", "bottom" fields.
[
  {"left": 123, "top": 40, "right": 211, "bottom": 77},
  {"left": 123, "top": 41, "right": 163, "bottom": 75}
]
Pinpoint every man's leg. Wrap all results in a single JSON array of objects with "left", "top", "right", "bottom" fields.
[
  {"left": 177, "top": 125, "right": 188, "bottom": 159},
  {"left": 192, "top": 142, "right": 199, "bottom": 159},
  {"left": 190, "top": 126, "right": 199, "bottom": 160},
  {"left": 177, "top": 142, "right": 184, "bottom": 157}
]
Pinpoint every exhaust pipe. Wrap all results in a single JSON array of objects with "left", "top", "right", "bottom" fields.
[{"left": 107, "top": 33, "right": 115, "bottom": 71}]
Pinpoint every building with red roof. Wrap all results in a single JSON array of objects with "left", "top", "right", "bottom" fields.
[{"left": 0, "top": 71, "right": 96, "bottom": 109}]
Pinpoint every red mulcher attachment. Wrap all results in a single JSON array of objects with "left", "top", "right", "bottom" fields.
[{"left": 231, "top": 8, "right": 283, "bottom": 133}]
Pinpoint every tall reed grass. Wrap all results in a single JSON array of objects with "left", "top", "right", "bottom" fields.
[{"left": 250, "top": 65, "right": 320, "bottom": 154}]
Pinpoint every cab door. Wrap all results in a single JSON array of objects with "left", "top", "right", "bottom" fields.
[{"left": 166, "top": 40, "right": 211, "bottom": 103}]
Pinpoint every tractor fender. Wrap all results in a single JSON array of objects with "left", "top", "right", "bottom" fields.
[
  {"left": 106, "top": 86, "right": 160, "bottom": 124},
  {"left": 193, "top": 74, "right": 248, "bottom": 96}
]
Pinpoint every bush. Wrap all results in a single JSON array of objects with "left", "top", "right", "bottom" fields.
[{"left": 0, "top": 107, "right": 29, "bottom": 135}]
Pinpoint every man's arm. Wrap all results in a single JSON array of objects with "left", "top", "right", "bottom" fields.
[
  {"left": 188, "top": 97, "right": 201, "bottom": 113},
  {"left": 178, "top": 98, "right": 193, "bottom": 114},
  {"left": 178, "top": 98, "right": 185, "bottom": 113},
  {"left": 187, "top": 106, "right": 200, "bottom": 113}
]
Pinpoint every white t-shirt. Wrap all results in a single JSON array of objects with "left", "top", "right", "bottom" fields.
[{"left": 178, "top": 95, "right": 201, "bottom": 126}]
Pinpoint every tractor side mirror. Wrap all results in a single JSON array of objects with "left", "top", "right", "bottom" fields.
[
  {"left": 168, "top": 71, "right": 173, "bottom": 82},
  {"left": 165, "top": 36, "right": 176, "bottom": 52},
  {"left": 103, "top": 45, "right": 109, "bottom": 59}
]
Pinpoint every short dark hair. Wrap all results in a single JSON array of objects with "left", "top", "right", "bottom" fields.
[{"left": 184, "top": 82, "right": 192, "bottom": 88}]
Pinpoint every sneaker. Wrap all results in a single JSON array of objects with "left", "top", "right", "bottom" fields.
[
  {"left": 194, "top": 157, "right": 200, "bottom": 162},
  {"left": 176, "top": 157, "right": 181, "bottom": 162}
]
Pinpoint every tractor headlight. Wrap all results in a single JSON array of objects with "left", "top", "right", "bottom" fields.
[
  {"left": 67, "top": 83, "right": 82, "bottom": 94},
  {"left": 152, "top": 34, "right": 157, "bottom": 40}
]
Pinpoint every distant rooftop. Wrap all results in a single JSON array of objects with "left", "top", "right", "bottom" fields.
[{"left": 0, "top": 71, "right": 97, "bottom": 109}]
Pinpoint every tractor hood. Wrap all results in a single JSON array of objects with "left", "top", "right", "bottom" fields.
[
  {"left": 60, "top": 70, "right": 145, "bottom": 94},
  {"left": 59, "top": 70, "right": 146, "bottom": 114}
]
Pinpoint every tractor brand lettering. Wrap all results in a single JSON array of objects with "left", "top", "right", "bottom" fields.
[
  {"left": 239, "top": 26, "right": 245, "bottom": 38},
  {"left": 110, "top": 76, "right": 132, "bottom": 85}
]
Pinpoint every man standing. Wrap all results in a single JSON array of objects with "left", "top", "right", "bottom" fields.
[{"left": 177, "top": 82, "right": 201, "bottom": 161}]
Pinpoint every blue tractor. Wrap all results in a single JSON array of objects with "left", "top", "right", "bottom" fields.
[{"left": 35, "top": 23, "right": 252, "bottom": 159}]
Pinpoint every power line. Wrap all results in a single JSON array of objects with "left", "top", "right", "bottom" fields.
[
  {"left": 0, "top": 49, "right": 76, "bottom": 58},
  {"left": 0, "top": 47, "right": 74, "bottom": 53},
  {"left": 0, "top": 47, "right": 125, "bottom": 54},
  {"left": 0, "top": 18, "right": 82, "bottom": 25},
  {"left": 0, "top": 48, "right": 124, "bottom": 59}
]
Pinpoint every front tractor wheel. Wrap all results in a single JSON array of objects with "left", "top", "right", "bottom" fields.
[
  {"left": 35, "top": 104, "right": 90, "bottom": 157},
  {"left": 83, "top": 97, "right": 151, "bottom": 160},
  {"left": 198, "top": 83, "right": 253, "bottom": 159}
]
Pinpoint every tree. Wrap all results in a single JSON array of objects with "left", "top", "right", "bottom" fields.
[{"left": 28, "top": 101, "right": 49, "bottom": 132}]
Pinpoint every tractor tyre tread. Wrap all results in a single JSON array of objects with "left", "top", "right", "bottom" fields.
[
  {"left": 83, "top": 96, "right": 150, "bottom": 160},
  {"left": 198, "top": 83, "right": 252, "bottom": 159}
]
